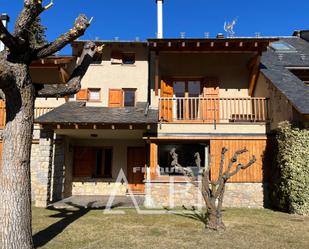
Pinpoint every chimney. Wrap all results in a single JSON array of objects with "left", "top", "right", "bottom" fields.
[
  {"left": 0, "top": 14, "right": 9, "bottom": 51},
  {"left": 156, "top": 0, "right": 164, "bottom": 39}
]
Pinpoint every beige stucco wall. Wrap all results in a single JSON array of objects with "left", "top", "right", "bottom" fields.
[
  {"left": 254, "top": 73, "right": 294, "bottom": 130},
  {"left": 75, "top": 44, "right": 148, "bottom": 107},
  {"left": 157, "top": 123, "right": 267, "bottom": 135},
  {"left": 150, "top": 52, "right": 256, "bottom": 108}
]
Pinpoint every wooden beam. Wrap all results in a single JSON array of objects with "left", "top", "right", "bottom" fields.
[
  {"left": 249, "top": 55, "right": 261, "bottom": 96},
  {"left": 155, "top": 53, "right": 159, "bottom": 96}
]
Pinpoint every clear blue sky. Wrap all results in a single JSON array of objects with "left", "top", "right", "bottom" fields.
[{"left": 1, "top": 0, "right": 309, "bottom": 54}]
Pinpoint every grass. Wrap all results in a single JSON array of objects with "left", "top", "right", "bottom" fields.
[{"left": 32, "top": 207, "right": 309, "bottom": 249}]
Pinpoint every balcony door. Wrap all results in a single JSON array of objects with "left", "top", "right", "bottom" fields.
[
  {"left": 173, "top": 80, "right": 201, "bottom": 121},
  {"left": 160, "top": 78, "right": 219, "bottom": 122}
]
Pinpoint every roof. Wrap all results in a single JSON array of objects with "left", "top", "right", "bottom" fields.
[
  {"left": 35, "top": 101, "right": 158, "bottom": 125},
  {"left": 260, "top": 37, "right": 309, "bottom": 114},
  {"left": 148, "top": 37, "right": 278, "bottom": 52}
]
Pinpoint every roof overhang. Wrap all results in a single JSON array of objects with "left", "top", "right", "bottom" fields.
[
  {"left": 148, "top": 38, "right": 279, "bottom": 53},
  {"left": 30, "top": 56, "right": 76, "bottom": 69}
]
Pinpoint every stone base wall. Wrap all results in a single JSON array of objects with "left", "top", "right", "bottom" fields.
[
  {"left": 72, "top": 180, "right": 127, "bottom": 196},
  {"left": 144, "top": 181, "right": 266, "bottom": 208},
  {"left": 30, "top": 130, "right": 53, "bottom": 207}
]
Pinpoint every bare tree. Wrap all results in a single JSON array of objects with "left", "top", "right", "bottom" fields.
[
  {"left": 173, "top": 147, "right": 256, "bottom": 230},
  {"left": 0, "top": 1, "right": 101, "bottom": 248}
]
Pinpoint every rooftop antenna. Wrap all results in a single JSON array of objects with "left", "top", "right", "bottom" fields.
[{"left": 224, "top": 17, "right": 238, "bottom": 37}]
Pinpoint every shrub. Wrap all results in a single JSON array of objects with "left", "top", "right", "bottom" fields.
[{"left": 273, "top": 121, "right": 309, "bottom": 215}]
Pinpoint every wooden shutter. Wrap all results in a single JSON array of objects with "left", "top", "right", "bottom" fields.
[
  {"left": 108, "top": 89, "right": 123, "bottom": 107},
  {"left": 73, "top": 147, "right": 95, "bottom": 177},
  {"left": 76, "top": 89, "right": 88, "bottom": 101},
  {"left": 0, "top": 100, "right": 5, "bottom": 128},
  {"left": 160, "top": 80, "right": 173, "bottom": 121},
  {"left": 201, "top": 77, "right": 220, "bottom": 123}
]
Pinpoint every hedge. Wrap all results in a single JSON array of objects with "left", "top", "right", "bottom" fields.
[{"left": 272, "top": 121, "right": 309, "bottom": 215}]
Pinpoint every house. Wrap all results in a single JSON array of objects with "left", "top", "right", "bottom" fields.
[{"left": 0, "top": 1, "right": 308, "bottom": 208}]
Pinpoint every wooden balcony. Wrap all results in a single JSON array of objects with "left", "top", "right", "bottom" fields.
[
  {"left": 0, "top": 106, "right": 54, "bottom": 128},
  {"left": 159, "top": 97, "right": 269, "bottom": 123}
]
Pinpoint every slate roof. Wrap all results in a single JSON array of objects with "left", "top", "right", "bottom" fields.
[
  {"left": 261, "top": 37, "right": 309, "bottom": 114},
  {"left": 35, "top": 102, "right": 158, "bottom": 124}
]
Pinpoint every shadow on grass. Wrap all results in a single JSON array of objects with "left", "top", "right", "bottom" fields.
[
  {"left": 33, "top": 201, "right": 121, "bottom": 248},
  {"left": 165, "top": 206, "right": 209, "bottom": 228}
]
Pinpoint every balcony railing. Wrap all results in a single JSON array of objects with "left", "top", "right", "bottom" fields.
[
  {"left": 0, "top": 107, "right": 54, "bottom": 128},
  {"left": 159, "top": 97, "right": 269, "bottom": 123}
]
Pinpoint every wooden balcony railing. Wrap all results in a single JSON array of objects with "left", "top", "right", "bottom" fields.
[
  {"left": 159, "top": 97, "right": 269, "bottom": 123},
  {"left": 0, "top": 107, "right": 54, "bottom": 128}
]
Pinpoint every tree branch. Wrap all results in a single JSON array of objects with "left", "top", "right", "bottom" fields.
[
  {"left": 34, "top": 14, "right": 92, "bottom": 59},
  {"left": 224, "top": 156, "right": 257, "bottom": 179},
  {"left": 35, "top": 41, "right": 97, "bottom": 97},
  {"left": 13, "top": 0, "right": 53, "bottom": 40},
  {"left": 0, "top": 21, "right": 20, "bottom": 50}
]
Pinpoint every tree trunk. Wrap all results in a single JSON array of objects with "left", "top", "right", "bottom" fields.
[
  {"left": 0, "top": 69, "right": 35, "bottom": 249},
  {"left": 207, "top": 208, "right": 225, "bottom": 230}
]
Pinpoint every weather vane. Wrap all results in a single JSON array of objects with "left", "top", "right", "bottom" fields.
[{"left": 224, "top": 17, "right": 238, "bottom": 37}]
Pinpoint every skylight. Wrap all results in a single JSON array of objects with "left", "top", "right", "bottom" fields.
[{"left": 271, "top": 42, "right": 296, "bottom": 52}]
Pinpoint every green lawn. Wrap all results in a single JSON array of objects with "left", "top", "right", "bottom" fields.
[{"left": 32, "top": 207, "right": 309, "bottom": 249}]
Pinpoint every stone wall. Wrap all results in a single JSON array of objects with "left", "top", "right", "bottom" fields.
[
  {"left": 30, "top": 130, "right": 66, "bottom": 207},
  {"left": 72, "top": 180, "right": 127, "bottom": 196},
  {"left": 30, "top": 130, "right": 53, "bottom": 207},
  {"left": 144, "top": 181, "right": 266, "bottom": 208}
]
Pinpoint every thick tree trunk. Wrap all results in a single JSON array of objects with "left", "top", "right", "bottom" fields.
[{"left": 0, "top": 69, "right": 35, "bottom": 249}]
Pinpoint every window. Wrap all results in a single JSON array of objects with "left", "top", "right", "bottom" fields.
[
  {"left": 94, "top": 148, "right": 113, "bottom": 177},
  {"left": 111, "top": 51, "right": 135, "bottom": 65},
  {"left": 123, "top": 89, "right": 136, "bottom": 107},
  {"left": 73, "top": 146, "right": 113, "bottom": 178},
  {"left": 111, "top": 51, "right": 123, "bottom": 64},
  {"left": 122, "top": 53, "right": 135, "bottom": 65},
  {"left": 88, "top": 88, "right": 101, "bottom": 102},
  {"left": 158, "top": 144, "right": 207, "bottom": 176},
  {"left": 270, "top": 42, "right": 296, "bottom": 53}
]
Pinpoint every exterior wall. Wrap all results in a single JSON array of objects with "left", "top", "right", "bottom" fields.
[
  {"left": 157, "top": 123, "right": 268, "bottom": 135},
  {"left": 75, "top": 43, "right": 149, "bottom": 107},
  {"left": 30, "top": 130, "right": 54, "bottom": 207},
  {"left": 144, "top": 182, "right": 265, "bottom": 208},
  {"left": 255, "top": 73, "right": 294, "bottom": 130},
  {"left": 65, "top": 138, "right": 145, "bottom": 196},
  {"left": 210, "top": 139, "right": 268, "bottom": 182},
  {"left": 150, "top": 52, "right": 255, "bottom": 108}
]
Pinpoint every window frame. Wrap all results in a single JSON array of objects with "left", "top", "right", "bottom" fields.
[
  {"left": 88, "top": 88, "right": 101, "bottom": 102},
  {"left": 123, "top": 88, "right": 137, "bottom": 107}
]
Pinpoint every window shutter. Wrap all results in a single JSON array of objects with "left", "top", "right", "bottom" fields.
[
  {"left": 76, "top": 89, "right": 88, "bottom": 101},
  {"left": 73, "top": 147, "right": 95, "bottom": 177},
  {"left": 108, "top": 89, "right": 123, "bottom": 107}
]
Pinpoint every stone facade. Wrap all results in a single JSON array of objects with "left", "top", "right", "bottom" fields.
[
  {"left": 30, "top": 129, "right": 66, "bottom": 207},
  {"left": 72, "top": 180, "right": 127, "bottom": 196},
  {"left": 30, "top": 129, "right": 53, "bottom": 207},
  {"left": 144, "top": 181, "right": 266, "bottom": 208}
]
